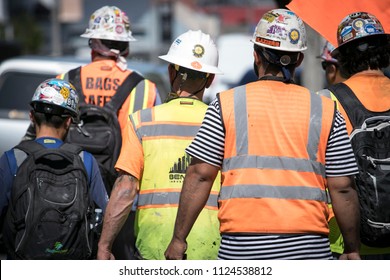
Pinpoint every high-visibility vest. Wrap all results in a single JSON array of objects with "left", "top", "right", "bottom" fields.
[
  {"left": 130, "top": 98, "right": 220, "bottom": 260},
  {"left": 57, "top": 60, "right": 158, "bottom": 132},
  {"left": 218, "top": 80, "right": 335, "bottom": 235},
  {"left": 318, "top": 72, "right": 390, "bottom": 134}
]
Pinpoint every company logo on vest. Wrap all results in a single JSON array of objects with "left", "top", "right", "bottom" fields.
[{"left": 169, "top": 154, "right": 192, "bottom": 183}]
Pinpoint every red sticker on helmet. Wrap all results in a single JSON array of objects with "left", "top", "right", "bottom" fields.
[{"left": 256, "top": 37, "right": 281, "bottom": 47}]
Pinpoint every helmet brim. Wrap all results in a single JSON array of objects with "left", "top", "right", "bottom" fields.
[
  {"left": 332, "top": 33, "right": 390, "bottom": 57},
  {"left": 31, "top": 101, "right": 78, "bottom": 118},
  {"left": 159, "top": 54, "right": 223, "bottom": 75},
  {"left": 80, "top": 32, "right": 137, "bottom": 42}
]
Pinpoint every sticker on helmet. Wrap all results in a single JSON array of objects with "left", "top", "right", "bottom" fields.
[
  {"left": 191, "top": 61, "right": 202, "bottom": 70},
  {"left": 364, "top": 24, "right": 376, "bottom": 34},
  {"left": 263, "top": 12, "right": 278, "bottom": 23},
  {"left": 192, "top": 44, "right": 205, "bottom": 58},
  {"left": 352, "top": 19, "right": 365, "bottom": 30},
  {"left": 115, "top": 25, "right": 124, "bottom": 34},
  {"left": 60, "top": 86, "right": 70, "bottom": 100},
  {"left": 93, "top": 16, "right": 101, "bottom": 25},
  {"left": 289, "top": 29, "right": 300, "bottom": 44},
  {"left": 267, "top": 25, "right": 287, "bottom": 40},
  {"left": 255, "top": 37, "right": 281, "bottom": 47},
  {"left": 342, "top": 32, "right": 354, "bottom": 42},
  {"left": 341, "top": 26, "right": 353, "bottom": 37},
  {"left": 276, "top": 13, "right": 289, "bottom": 24}
]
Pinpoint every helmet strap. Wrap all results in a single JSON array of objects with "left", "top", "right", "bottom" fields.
[
  {"left": 258, "top": 47, "right": 296, "bottom": 83},
  {"left": 281, "top": 66, "right": 292, "bottom": 83}
]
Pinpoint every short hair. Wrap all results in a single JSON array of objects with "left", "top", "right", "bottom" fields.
[
  {"left": 337, "top": 36, "right": 390, "bottom": 76},
  {"left": 32, "top": 111, "right": 68, "bottom": 129},
  {"left": 100, "top": 39, "right": 129, "bottom": 53}
]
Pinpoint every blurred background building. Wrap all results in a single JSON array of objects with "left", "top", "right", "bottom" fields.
[{"left": 0, "top": 0, "right": 326, "bottom": 98}]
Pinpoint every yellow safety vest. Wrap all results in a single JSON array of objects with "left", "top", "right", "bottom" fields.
[{"left": 130, "top": 98, "right": 221, "bottom": 260}]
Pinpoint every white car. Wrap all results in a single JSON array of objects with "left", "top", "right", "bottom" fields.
[{"left": 0, "top": 56, "right": 169, "bottom": 155}]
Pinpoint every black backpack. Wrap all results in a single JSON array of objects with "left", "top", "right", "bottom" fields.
[
  {"left": 65, "top": 67, "right": 144, "bottom": 195},
  {"left": 329, "top": 83, "right": 390, "bottom": 247},
  {"left": 2, "top": 141, "right": 95, "bottom": 259}
]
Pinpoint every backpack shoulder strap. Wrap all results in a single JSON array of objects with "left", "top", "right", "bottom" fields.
[
  {"left": 60, "top": 142, "right": 83, "bottom": 155},
  {"left": 67, "top": 66, "right": 86, "bottom": 103},
  {"left": 12, "top": 149, "right": 27, "bottom": 170},
  {"left": 12, "top": 141, "right": 44, "bottom": 171},
  {"left": 106, "top": 71, "right": 144, "bottom": 112},
  {"left": 328, "top": 83, "right": 364, "bottom": 128},
  {"left": 15, "top": 140, "right": 44, "bottom": 156}
]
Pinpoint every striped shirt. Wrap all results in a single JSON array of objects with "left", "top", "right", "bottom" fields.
[{"left": 186, "top": 98, "right": 359, "bottom": 260}]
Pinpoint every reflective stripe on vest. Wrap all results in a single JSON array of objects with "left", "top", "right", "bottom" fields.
[
  {"left": 218, "top": 82, "right": 335, "bottom": 234},
  {"left": 220, "top": 184, "right": 326, "bottom": 201},
  {"left": 138, "top": 189, "right": 219, "bottom": 209},
  {"left": 128, "top": 79, "right": 147, "bottom": 114},
  {"left": 130, "top": 108, "right": 202, "bottom": 142}
]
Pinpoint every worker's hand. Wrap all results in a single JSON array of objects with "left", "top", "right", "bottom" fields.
[
  {"left": 97, "top": 247, "right": 115, "bottom": 260},
  {"left": 164, "top": 238, "right": 187, "bottom": 260},
  {"left": 338, "top": 252, "right": 361, "bottom": 260}
]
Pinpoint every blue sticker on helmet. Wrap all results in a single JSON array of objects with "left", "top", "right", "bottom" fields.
[
  {"left": 341, "top": 26, "right": 353, "bottom": 37},
  {"left": 364, "top": 24, "right": 376, "bottom": 34}
]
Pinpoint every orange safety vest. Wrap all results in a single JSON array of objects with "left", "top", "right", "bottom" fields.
[
  {"left": 218, "top": 80, "right": 336, "bottom": 235},
  {"left": 58, "top": 60, "right": 158, "bottom": 131},
  {"left": 339, "top": 72, "right": 390, "bottom": 134}
]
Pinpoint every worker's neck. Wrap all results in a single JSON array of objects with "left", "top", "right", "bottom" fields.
[
  {"left": 178, "top": 91, "right": 202, "bottom": 100},
  {"left": 35, "top": 126, "right": 66, "bottom": 140}
]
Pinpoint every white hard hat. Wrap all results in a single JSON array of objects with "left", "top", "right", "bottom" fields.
[
  {"left": 251, "top": 9, "right": 307, "bottom": 52},
  {"left": 159, "top": 30, "right": 223, "bottom": 74},
  {"left": 81, "top": 6, "right": 136, "bottom": 42}
]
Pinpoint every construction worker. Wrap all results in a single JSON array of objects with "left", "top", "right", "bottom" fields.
[
  {"left": 165, "top": 9, "right": 361, "bottom": 260},
  {"left": 59, "top": 5, "right": 162, "bottom": 259},
  {"left": 325, "top": 11, "right": 390, "bottom": 260},
  {"left": 60, "top": 5, "right": 161, "bottom": 131},
  {"left": 316, "top": 40, "right": 349, "bottom": 259},
  {"left": 97, "top": 30, "right": 223, "bottom": 260},
  {"left": 23, "top": 6, "right": 161, "bottom": 140},
  {"left": 0, "top": 78, "right": 108, "bottom": 259},
  {"left": 318, "top": 41, "right": 349, "bottom": 87}
]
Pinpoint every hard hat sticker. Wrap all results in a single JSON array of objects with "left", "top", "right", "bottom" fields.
[
  {"left": 289, "top": 29, "right": 300, "bottom": 44},
  {"left": 192, "top": 44, "right": 205, "bottom": 58}
]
